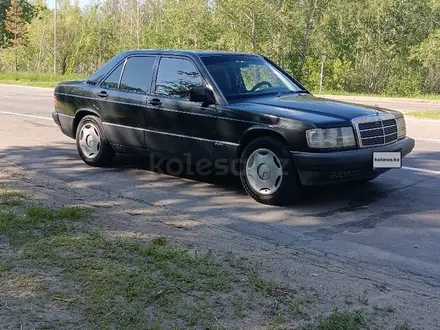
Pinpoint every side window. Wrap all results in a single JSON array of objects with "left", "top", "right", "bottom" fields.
[
  {"left": 119, "top": 56, "right": 155, "bottom": 94},
  {"left": 101, "top": 63, "right": 123, "bottom": 89},
  {"left": 155, "top": 58, "right": 204, "bottom": 100}
]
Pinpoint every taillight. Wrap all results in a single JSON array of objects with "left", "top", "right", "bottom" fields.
[{"left": 53, "top": 95, "right": 58, "bottom": 108}]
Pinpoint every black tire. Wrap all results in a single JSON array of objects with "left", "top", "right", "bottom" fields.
[
  {"left": 75, "top": 115, "right": 114, "bottom": 167},
  {"left": 239, "top": 137, "right": 302, "bottom": 206}
]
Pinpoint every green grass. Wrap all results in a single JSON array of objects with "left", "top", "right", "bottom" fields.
[
  {"left": 0, "top": 71, "right": 86, "bottom": 88},
  {"left": 406, "top": 110, "right": 440, "bottom": 119},
  {"left": 317, "top": 90, "right": 440, "bottom": 100},
  {"left": 0, "top": 189, "right": 407, "bottom": 329},
  {"left": 27, "top": 232, "right": 234, "bottom": 327},
  {"left": 0, "top": 189, "right": 27, "bottom": 207},
  {"left": 0, "top": 197, "right": 309, "bottom": 329},
  {"left": 0, "top": 189, "right": 27, "bottom": 199},
  {"left": 305, "top": 310, "right": 365, "bottom": 330},
  {"left": 0, "top": 204, "right": 92, "bottom": 247}
]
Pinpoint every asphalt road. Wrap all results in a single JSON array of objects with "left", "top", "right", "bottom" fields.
[{"left": 1, "top": 84, "right": 440, "bottom": 296}]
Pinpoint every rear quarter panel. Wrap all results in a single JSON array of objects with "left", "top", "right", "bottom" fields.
[{"left": 54, "top": 81, "right": 95, "bottom": 138}]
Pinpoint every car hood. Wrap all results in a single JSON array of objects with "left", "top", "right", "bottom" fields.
[{"left": 230, "top": 94, "right": 399, "bottom": 126}]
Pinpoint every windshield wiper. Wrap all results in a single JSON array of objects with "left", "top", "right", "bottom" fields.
[{"left": 276, "top": 90, "right": 308, "bottom": 98}]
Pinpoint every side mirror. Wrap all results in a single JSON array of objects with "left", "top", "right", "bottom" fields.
[{"left": 190, "top": 86, "right": 216, "bottom": 105}]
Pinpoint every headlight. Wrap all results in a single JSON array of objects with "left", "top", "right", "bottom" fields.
[
  {"left": 396, "top": 116, "right": 406, "bottom": 139},
  {"left": 306, "top": 127, "right": 356, "bottom": 149}
]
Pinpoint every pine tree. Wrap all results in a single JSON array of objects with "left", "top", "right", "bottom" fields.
[{"left": 5, "top": 0, "right": 27, "bottom": 71}]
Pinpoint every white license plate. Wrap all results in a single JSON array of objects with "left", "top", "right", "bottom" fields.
[{"left": 373, "top": 152, "right": 402, "bottom": 169}]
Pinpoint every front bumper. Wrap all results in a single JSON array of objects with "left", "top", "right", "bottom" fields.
[{"left": 291, "top": 137, "right": 415, "bottom": 186}]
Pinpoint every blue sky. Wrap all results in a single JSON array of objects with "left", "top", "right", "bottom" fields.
[{"left": 78, "top": 0, "right": 90, "bottom": 7}]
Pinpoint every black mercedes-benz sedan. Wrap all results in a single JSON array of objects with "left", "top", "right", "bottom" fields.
[{"left": 52, "top": 49, "right": 415, "bottom": 205}]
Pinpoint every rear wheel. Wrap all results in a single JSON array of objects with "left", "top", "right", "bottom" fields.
[
  {"left": 76, "top": 115, "right": 114, "bottom": 167},
  {"left": 240, "top": 137, "right": 302, "bottom": 205}
]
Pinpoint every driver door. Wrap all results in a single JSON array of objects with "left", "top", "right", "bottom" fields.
[{"left": 145, "top": 56, "right": 219, "bottom": 161}]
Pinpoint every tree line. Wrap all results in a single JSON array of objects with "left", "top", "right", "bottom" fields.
[{"left": 1, "top": 0, "right": 440, "bottom": 96}]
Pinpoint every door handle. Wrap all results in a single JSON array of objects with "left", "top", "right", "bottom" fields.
[
  {"left": 97, "top": 91, "right": 108, "bottom": 98},
  {"left": 149, "top": 98, "right": 162, "bottom": 106}
]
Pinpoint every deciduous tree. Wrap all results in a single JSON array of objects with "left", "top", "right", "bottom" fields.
[{"left": 5, "top": 0, "right": 27, "bottom": 70}]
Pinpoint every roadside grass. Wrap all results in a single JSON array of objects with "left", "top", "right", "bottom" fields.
[
  {"left": 1, "top": 188, "right": 408, "bottom": 329},
  {"left": 0, "top": 188, "right": 27, "bottom": 206},
  {"left": 317, "top": 90, "right": 440, "bottom": 100},
  {"left": 0, "top": 72, "right": 86, "bottom": 88},
  {"left": 0, "top": 194, "right": 316, "bottom": 329},
  {"left": 406, "top": 110, "right": 440, "bottom": 119},
  {"left": 304, "top": 309, "right": 365, "bottom": 330}
]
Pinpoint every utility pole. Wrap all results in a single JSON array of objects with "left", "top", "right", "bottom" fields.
[
  {"left": 319, "top": 54, "right": 326, "bottom": 94},
  {"left": 53, "top": 0, "right": 57, "bottom": 74}
]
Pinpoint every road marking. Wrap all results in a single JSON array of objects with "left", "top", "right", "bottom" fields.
[
  {"left": 0, "top": 83, "right": 53, "bottom": 91},
  {"left": 414, "top": 137, "right": 440, "bottom": 143},
  {"left": 402, "top": 166, "right": 440, "bottom": 175},
  {"left": 0, "top": 110, "right": 52, "bottom": 121}
]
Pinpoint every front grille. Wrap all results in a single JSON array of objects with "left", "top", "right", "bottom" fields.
[
  {"left": 352, "top": 114, "right": 398, "bottom": 148},
  {"left": 358, "top": 121, "right": 382, "bottom": 130}
]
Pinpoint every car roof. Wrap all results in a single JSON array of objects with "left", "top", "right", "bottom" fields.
[
  {"left": 87, "top": 49, "right": 263, "bottom": 85},
  {"left": 121, "top": 49, "right": 261, "bottom": 58}
]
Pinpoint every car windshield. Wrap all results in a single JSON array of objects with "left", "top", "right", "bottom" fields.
[{"left": 201, "top": 55, "right": 303, "bottom": 100}]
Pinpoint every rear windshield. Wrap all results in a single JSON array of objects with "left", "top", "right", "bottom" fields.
[{"left": 87, "top": 53, "right": 127, "bottom": 85}]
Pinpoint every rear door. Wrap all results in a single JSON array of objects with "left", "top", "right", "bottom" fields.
[
  {"left": 146, "top": 56, "right": 218, "bottom": 160},
  {"left": 92, "top": 55, "right": 157, "bottom": 149}
]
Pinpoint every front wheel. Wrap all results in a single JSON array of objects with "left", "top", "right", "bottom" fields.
[
  {"left": 240, "top": 137, "right": 302, "bottom": 206},
  {"left": 76, "top": 115, "right": 114, "bottom": 167}
]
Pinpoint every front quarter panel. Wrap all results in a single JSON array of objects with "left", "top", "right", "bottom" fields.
[
  {"left": 217, "top": 104, "right": 314, "bottom": 152},
  {"left": 212, "top": 104, "right": 314, "bottom": 167},
  {"left": 276, "top": 119, "right": 312, "bottom": 151}
]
